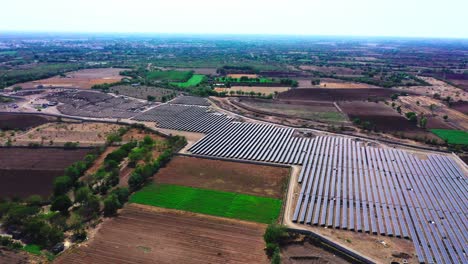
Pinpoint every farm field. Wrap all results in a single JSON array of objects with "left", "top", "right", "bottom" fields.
[
  {"left": 397, "top": 77, "right": 468, "bottom": 101},
  {"left": 130, "top": 183, "right": 282, "bottom": 224},
  {"left": 12, "top": 68, "right": 126, "bottom": 89},
  {"left": 215, "top": 76, "right": 276, "bottom": 83},
  {"left": 55, "top": 204, "right": 269, "bottom": 264},
  {"left": 397, "top": 96, "right": 468, "bottom": 131},
  {"left": 155, "top": 156, "right": 289, "bottom": 199},
  {"left": 109, "top": 85, "right": 177, "bottom": 101},
  {"left": 9, "top": 122, "right": 124, "bottom": 146},
  {"left": 340, "top": 101, "right": 417, "bottom": 131},
  {"left": 146, "top": 70, "right": 192, "bottom": 81},
  {"left": 227, "top": 73, "right": 259, "bottom": 78},
  {"left": 170, "top": 74, "right": 205, "bottom": 88},
  {"left": 234, "top": 98, "right": 346, "bottom": 123},
  {"left": 431, "top": 129, "right": 468, "bottom": 145},
  {"left": 215, "top": 86, "right": 290, "bottom": 95},
  {"left": 296, "top": 78, "right": 379, "bottom": 89},
  {"left": 278, "top": 88, "right": 403, "bottom": 101},
  {"left": 0, "top": 113, "right": 52, "bottom": 130},
  {"left": 0, "top": 147, "right": 90, "bottom": 198}
]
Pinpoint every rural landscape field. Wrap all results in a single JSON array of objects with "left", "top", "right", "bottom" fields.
[{"left": 0, "top": 1, "right": 467, "bottom": 263}]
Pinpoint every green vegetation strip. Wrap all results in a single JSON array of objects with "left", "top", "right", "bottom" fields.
[
  {"left": 146, "top": 70, "right": 193, "bottom": 81},
  {"left": 431, "top": 129, "right": 468, "bottom": 145},
  {"left": 171, "top": 74, "right": 205, "bottom": 88},
  {"left": 23, "top": 244, "right": 42, "bottom": 255},
  {"left": 130, "top": 184, "right": 281, "bottom": 224}
]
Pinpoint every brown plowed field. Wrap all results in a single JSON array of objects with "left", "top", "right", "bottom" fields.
[
  {"left": 55, "top": 204, "right": 268, "bottom": 264},
  {"left": 155, "top": 156, "right": 289, "bottom": 199},
  {"left": 278, "top": 88, "right": 404, "bottom": 101},
  {"left": 0, "top": 249, "right": 32, "bottom": 264},
  {"left": 0, "top": 113, "right": 51, "bottom": 130},
  {"left": 0, "top": 148, "right": 90, "bottom": 198}
]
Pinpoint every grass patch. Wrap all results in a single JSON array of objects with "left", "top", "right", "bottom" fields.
[
  {"left": 431, "top": 129, "right": 468, "bottom": 145},
  {"left": 23, "top": 244, "right": 42, "bottom": 255},
  {"left": 146, "top": 70, "right": 193, "bottom": 81},
  {"left": 130, "top": 183, "right": 281, "bottom": 223},
  {"left": 0, "top": 51, "right": 17, "bottom": 56},
  {"left": 171, "top": 74, "right": 205, "bottom": 88}
]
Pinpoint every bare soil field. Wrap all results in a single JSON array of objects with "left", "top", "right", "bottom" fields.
[
  {"left": 298, "top": 65, "right": 363, "bottom": 76},
  {"left": 339, "top": 101, "right": 439, "bottom": 141},
  {"left": 0, "top": 147, "right": 90, "bottom": 198},
  {"left": 0, "top": 113, "right": 52, "bottom": 130},
  {"left": 451, "top": 101, "right": 468, "bottom": 114},
  {"left": 109, "top": 85, "right": 177, "bottom": 101},
  {"left": 296, "top": 78, "right": 379, "bottom": 89},
  {"left": 11, "top": 122, "right": 125, "bottom": 146},
  {"left": 215, "top": 86, "right": 290, "bottom": 95},
  {"left": 278, "top": 88, "right": 404, "bottom": 102},
  {"left": 55, "top": 204, "right": 269, "bottom": 264},
  {"left": 13, "top": 68, "right": 126, "bottom": 89},
  {"left": 397, "top": 76, "right": 468, "bottom": 101},
  {"left": 398, "top": 96, "right": 468, "bottom": 130},
  {"left": 234, "top": 98, "right": 347, "bottom": 123},
  {"left": 155, "top": 156, "right": 290, "bottom": 199},
  {"left": 0, "top": 248, "right": 32, "bottom": 264}
]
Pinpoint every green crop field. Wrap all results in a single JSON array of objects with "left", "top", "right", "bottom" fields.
[
  {"left": 171, "top": 74, "right": 205, "bottom": 88},
  {"left": 0, "top": 51, "right": 17, "bottom": 56},
  {"left": 431, "top": 129, "right": 468, "bottom": 145},
  {"left": 130, "top": 183, "right": 282, "bottom": 223},
  {"left": 146, "top": 70, "right": 193, "bottom": 81}
]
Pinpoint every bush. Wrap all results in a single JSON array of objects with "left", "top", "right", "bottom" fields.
[
  {"left": 128, "top": 172, "right": 144, "bottom": 191},
  {"left": 51, "top": 195, "right": 72, "bottom": 215},
  {"left": 271, "top": 248, "right": 281, "bottom": 264},
  {"left": 264, "top": 224, "right": 288, "bottom": 245},
  {"left": 111, "top": 187, "right": 130, "bottom": 205},
  {"left": 103, "top": 194, "right": 121, "bottom": 216},
  {"left": 63, "top": 141, "right": 78, "bottom": 149},
  {"left": 26, "top": 195, "right": 43, "bottom": 206},
  {"left": 53, "top": 176, "right": 72, "bottom": 195},
  {"left": 265, "top": 243, "right": 279, "bottom": 257},
  {"left": 74, "top": 186, "right": 92, "bottom": 203}
]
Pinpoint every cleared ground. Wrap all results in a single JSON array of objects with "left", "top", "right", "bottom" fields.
[
  {"left": 11, "top": 122, "right": 124, "bottom": 146},
  {"left": 397, "top": 77, "right": 468, "bottom": 101},
  {"left": 55, "top": 204, "right": 269, "bottom": 264},
  {"left": 0, "top": 113, "right": 52, "bottom": 130},
  {"left": 13, "top": 68, "right": 126, "bottom": 89},
  {"left": 109, "top": 85, "right": 177, "bottom": 101},
  {"left": 278, "top": 88, "right": 404, "bottom": 101},
  {"left": 296, "top": 78, "right": 379, "bottom": 89},
  {"left": 234, "top": 98, "right": 346, "bottom": 123},
  {"left": 0, "top": 148, "right": 90, "bottom": 198},
  {"left": 156, "top": 156, "right": 290, "bottom": 199}
]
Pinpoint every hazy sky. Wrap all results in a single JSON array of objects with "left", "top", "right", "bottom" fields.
[{"left": 1, "top": 0, "right": 467, "bottom": 38}]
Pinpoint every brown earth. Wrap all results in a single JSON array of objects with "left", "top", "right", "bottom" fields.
[
  {"left": 11, "top": 122, "right": 124, "bottom": 147},
  {"left": 296, "top": 78, "right": 379, "bottom": 89},
  {"left": 227, "top": 74, "right": 259, "bottom": 78},
  {"left": 281, "top": 237, "right": 351, "bottom": 264},
  {"left": 13, "top": 68, "right": 126, "bottom": 89},
  {"left": 278, "top": 88, "right": 405, "bottom": 102},
  {"left": 0, "top": 113, "right": 51, "bottom": 130},
  {"left": 155, "top": 156, "right": 290, "bottom": 199},
  {"left": 451, "top": 101, "right": 468, "bottom": 114},
  {"left": 121, "top": 128, "right": 165, "bottom": 142},
  {"left": 55, "top": 204, "right": 269, "bottom": 264},
  {"left": 396, "top": 76, "right": 468, "bottom": 101},
  {"left": 0, "top": 148, "right": 90, "bottom": 198},
  {"left": 0, "top": 248, "right": 33, "bottom": 264}
]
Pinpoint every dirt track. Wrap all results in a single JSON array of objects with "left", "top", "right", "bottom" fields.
[{"left": 55, "top": 204, "right": 269, "bottom": 264}]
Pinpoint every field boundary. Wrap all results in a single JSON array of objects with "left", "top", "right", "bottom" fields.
[
  {"left": 287, "top": 228, "right": 376, "bottom": 264},
  {"left": 176, "top": 152, "right": 291, "bottom": 168}
]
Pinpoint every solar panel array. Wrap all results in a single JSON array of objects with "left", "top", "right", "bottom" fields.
[
  {"left": 132, "top": 104, "right": 232, "bottom": 133},
  {"left": 292, "top": 136, "right": 468, "bottom": 264},
  {"left": 189, "top": 123, "right": 312, "bottom": 164}
]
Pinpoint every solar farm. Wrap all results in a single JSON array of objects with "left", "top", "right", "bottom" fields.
[{"left": 129, "top": 98, "right": 468, "bottom": 264}]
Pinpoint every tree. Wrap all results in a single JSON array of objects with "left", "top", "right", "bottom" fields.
[
  {"left": 147, "top": 95, "right": 156, "bottom": 101},
  {"left": 128, "top": 172, "right": 144, "bottom": 191},
  {"left": 263, "top": 224, "right": 288, "bottom": 245},
  {"left": 420, "top": 117, "right": 428, "bottom": 129},
  {"left": 53, "top": 176, "right": 72, "bottom": 195},
  {"left": 111, "top": 187, "right": 130, "bottom": 205},
  {"left": 80, "top": 194, "right": 100, "bottom": 218},
  {"left": 74, "top": 186, "right": 92, "bottom": 203},
  {"left": 429, "top": 104, "right": 437, "bottom": 115},
  {"left": 443, "top": 115, "right": 448, "bottom": 121},
  {"left": 51, "top": 195, "right": 72, "bottom": 215},
  {"left": 103, "top": 194, "right": 121, "bottom": 216},
  {"left": 396, "top": 106, "right": 402, "bottom": 114}
]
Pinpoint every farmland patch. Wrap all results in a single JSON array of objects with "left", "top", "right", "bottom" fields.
[{"left": 130, "top": 183, "right": 282, "bottom": 223}]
